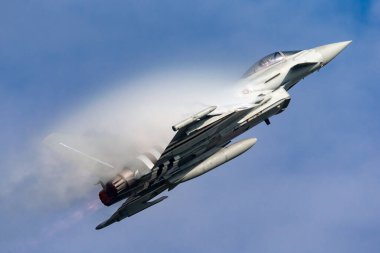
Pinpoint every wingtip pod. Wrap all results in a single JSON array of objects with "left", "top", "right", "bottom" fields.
[
  {"left": 95, "top": 224, "right": 105, "bottom": 230},
  {"left": 95, "top": 195, "right": 168, "bottom": 230},
  {"left": 96, "top": 220, "right": 114, "bottom": 230}
]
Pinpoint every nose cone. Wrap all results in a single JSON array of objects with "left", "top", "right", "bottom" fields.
[{"left": 314, "top": 41, "right": 352, "bottom": 65}]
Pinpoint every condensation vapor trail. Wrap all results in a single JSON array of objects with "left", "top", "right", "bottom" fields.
[{"left": 4, "top": 67, "right": 238, "bottom": 209}]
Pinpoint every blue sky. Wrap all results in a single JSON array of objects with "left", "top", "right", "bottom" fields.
[{"left": 1, "top": 1, "right": 380, "bottom": 252}]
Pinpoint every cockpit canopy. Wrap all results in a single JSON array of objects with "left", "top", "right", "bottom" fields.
[{"left": 242, "top": 50, "right": 301, "bottom": 78}]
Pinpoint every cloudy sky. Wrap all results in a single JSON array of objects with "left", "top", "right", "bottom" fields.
[{"left": 1, "top": 1, "right": 380, "bottom": 252}]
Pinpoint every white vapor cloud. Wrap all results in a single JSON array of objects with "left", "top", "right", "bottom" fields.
[{"left": 2, "top": 67, "right": 238, "bottom": 208}]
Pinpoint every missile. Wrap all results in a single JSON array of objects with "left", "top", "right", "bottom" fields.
[
  {"left": 172, "top": 106, "right": 217, "bottom": 131},
  {"left": 177, "top": 138, "right": 257, "bottom": 183}
]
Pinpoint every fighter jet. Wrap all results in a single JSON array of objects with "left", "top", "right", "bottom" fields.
[{"left": 57, "top": 41, "right": 351, "bottom": 229}]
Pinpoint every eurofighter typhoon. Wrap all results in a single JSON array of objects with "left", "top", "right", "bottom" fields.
[{"left": 56, "top": 41, "right": 351, "bottom": 229}]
